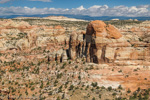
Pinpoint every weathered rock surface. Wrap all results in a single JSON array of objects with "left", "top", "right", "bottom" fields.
[
  {"left": 84, "top": 20, "right": 124, "bottom": 64},
  {"left": 86, "top": 20, "right": 122, "bottom": 39},
  {"left": 66, "top": 20, "right": 150, "bottom": 65}
]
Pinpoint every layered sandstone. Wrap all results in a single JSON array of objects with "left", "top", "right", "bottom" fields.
[
  {"left": 84, "top": 20, "right": 124, "bottom": 64},
  {"left": 65, "top": 20, "right": 150, "bottom": 66},
  {"left": 0, "top": 19, "right": 66, "bottom": 51},
  {"left": 86, "top": 20, "right": 122, "bottom": 39},
  {"left": 0, "top": 19, "right": 150, "bottom": 66}
]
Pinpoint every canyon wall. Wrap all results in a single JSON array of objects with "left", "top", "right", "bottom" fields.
[{"left": 0, "top": 19, "right": 150, "bottom": 66}]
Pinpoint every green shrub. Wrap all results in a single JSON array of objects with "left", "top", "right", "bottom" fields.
[
  {"left": 108, "top": 86, "right": 112, "bottom": 91},
  {"left": 127, "top": 88, "right": 131, "bottom": 93},
  {"left": 69, "top": 85, "right": 74, "bottom": 90},
  {"left": 91, "top": 82, "right": 98, "bottom": 87}
]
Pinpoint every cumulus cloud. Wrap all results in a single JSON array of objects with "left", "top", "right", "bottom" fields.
[
  {"left": 0, "top": 0, "right": 11, "bottom": 3},
  {"left": 0, "top": 5, "right": 150, "bottom": 17},
  {"left": 29, "top": 0, "right": 52, "bottom": 2}
]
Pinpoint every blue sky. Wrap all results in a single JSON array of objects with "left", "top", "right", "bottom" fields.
[
  {"left": 0, "top": 0, "right": 150, "bottom": 17},
  {"left": 0, "top": 0, "right": 150, "bottom": 8}
]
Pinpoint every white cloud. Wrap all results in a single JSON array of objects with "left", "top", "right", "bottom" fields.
[
  {"left": 29, "top": 0, "right": 52, "bottom": 2},
  {"left": 0, "top": 0, "right": 11, "bottom": 3},
  {"left": 0, "top": 5, "right": 150, "bottom": 17},
  {"left": 76, "top": 5, "right": 85, "bottom": 11}
]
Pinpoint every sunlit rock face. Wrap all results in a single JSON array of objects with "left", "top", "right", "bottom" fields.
[
  {"left": 82, "top": 20, "right": 150, "bottom": 65},
  {"left": 84, "top": 20, "right": 124, "bottom": 64},
  {"left": 86, "top": 20, "right": 122, "bottom": 39}
]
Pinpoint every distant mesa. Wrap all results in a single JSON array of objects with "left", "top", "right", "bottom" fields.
[
  {"left": 43, "top": 16, "right": 86, "bottom": 21},
  {"left": 13, "top": 16, "right": 86, "bottom": 21},
  {"left": 13, "top": 17, "right": 41, "bottom": 19},
  {"left": 128, "top": 19, "right": 138, "bottom": 21},
  {"left": 111, "top": 19, "right": 119, "bottom": 21}
]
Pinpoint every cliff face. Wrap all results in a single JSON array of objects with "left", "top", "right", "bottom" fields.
[
  {"left": 66, "top": 20, "right": 128, "bottom": 64},
  {"left": 84, "top": 20, "right": 123, "bottom": 64},
  {"left": 67, "top": 20, "right": 150, "bottom": 65}
]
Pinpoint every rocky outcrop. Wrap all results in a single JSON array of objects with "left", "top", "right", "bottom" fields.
[
  {"left": 106, "top": 24, "right": 122, "bottom": 39},
  {"left": 66, "top": 20, "right": 150, "bottom": 65},
  {"left": 86, "top": 20, "right": 122, "bottom": 39},
  {"left": 0, "top": 19, "right": 150, "bottom": 66},
  {"left": 84, "top": 20, "right": 123, "bottom": 64}
]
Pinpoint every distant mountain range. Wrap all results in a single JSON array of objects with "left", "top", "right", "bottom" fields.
[{"left": 0, "top": 14, "right": 150, "bottom": 21}]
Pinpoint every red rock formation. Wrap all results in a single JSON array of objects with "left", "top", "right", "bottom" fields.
[
  {"left": 106, "top": 24, "right": 122, "bottom": 39},
  {"left": 86, "top": 20, "right": 122, "bottom": 39},
  {"left": 83, "top": 20, "right": 150, "bottom": 65},
  {"left": 84, "top": 20, "right": 122, "bottom": 64},
  {"left": 86, "top": 20, "right": 107, "bottom": 37}
]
